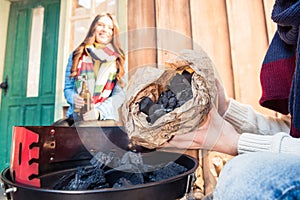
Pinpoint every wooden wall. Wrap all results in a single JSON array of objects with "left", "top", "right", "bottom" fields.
[{"left": 127, "top": 0, "right": 277, "bottom": 115}]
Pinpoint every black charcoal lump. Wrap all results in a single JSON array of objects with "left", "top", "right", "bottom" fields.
[{"left": 139, "top": 71, "right": 193, "bottom": 124}]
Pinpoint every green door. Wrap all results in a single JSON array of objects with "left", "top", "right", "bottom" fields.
[{"left": 0, "top": 0, "right": 60, "bottom": 170}]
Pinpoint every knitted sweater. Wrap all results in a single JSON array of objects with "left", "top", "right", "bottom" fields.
[
  {"left": 259, "top": 0, "right": 300, "bottom": 137},
  {"left": 223, "top": 99, "right": 300, "bottom": 155}
]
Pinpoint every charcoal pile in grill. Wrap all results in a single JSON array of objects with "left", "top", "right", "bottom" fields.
[
  {"left": 139, "top": 70, "right": 193, "bottom": 124},
  {"left": 53, "top": 165, "right": 109, "bottom": 190},
  {"left": 53, "top": 152, "right": 187, "bottom": 190},
  {"left": 148, "top": 161, "right": 187, "bottom": 182}
]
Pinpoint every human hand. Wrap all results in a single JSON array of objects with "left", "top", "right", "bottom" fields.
[
  {"left": 215, "top": 79, "right": 230, "bottom": 116},
  {"left": 82, "top": 108, "right": 100, "bottom": 121},
  {"left": 161, "top": 106, "right": 239, "bottom": 155},
  {"left": 74, "top": 94, "right": 84, "bottom": 109}
]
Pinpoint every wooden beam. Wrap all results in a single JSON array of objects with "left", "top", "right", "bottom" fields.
[
  {"left": 225, "top": 0, "right": 273, "bottom": 115},
  {"left": 127, "top": 0, "right": 157, "bottom": 76},
  {"left": 190, "top": 0, "right": 235, "bottom": 99},
  {"left": 155, "top": 0, "right": 193, "bottom": 66}
]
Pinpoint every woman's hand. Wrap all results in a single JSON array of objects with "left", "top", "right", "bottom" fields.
[
  {"left": 74, "top": 95, "right": 100, "bottom": 121},
  {"left": 161, "top": 106, "right": 240, "bottom": 156},
  {"left": 74, "top": 94, "right": 84, "bottom": 109},
  {"left": 83, "top": 108, "right": 100, "bottom": 121}
]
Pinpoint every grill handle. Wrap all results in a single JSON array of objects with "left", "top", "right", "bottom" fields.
[
  {"left": 184, "top": 173, "right": 196, "bottom": 200},
  {"left": 1, "top": 182, "right": 17, "bottom": 199}
]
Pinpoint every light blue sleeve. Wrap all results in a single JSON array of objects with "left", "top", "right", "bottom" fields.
[
  {"left": 63, "top": 53, "right": 77, "bottom": 117},
  {"left": 95, "top": 82, "right": 126, "bottom": 121}
]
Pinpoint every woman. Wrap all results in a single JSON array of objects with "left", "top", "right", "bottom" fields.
[{"left": 64, "top": 12, "right": 125, "bottom": 125}]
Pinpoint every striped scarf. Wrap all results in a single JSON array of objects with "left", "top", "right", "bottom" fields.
[
  {"left": 259, "top": 0, "right": 300, "bottom": 137},
  {"left": 76, "top": 43, "right": 118, "bottom": 104}
]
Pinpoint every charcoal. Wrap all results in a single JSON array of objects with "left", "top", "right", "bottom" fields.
[
  {"left": 139, "top": 72, "right": 193, "bottom": 124},
  {"left": 182, "top": 70, "right": 193, "bottom": 83},
  {"left": 53, "top": 152, "right": 187, "bottom": 191},
  {"left": 112, "top": 177, "right": 134, "bottom": 188},
  {"left": 168, "top": 73, "right": 189, "bottom": 94},
  {"left": 149, "top": 161, "right": 187, "bottom": 182},
  {"left": 139, "top": 97, "right": 155, "bottom": 115},
  {"left": 120, "top": 151, "right": 144, "bottom": 166},
  {"left": 54, "top": 166, "right": 108, "bottom": 190},
  {"left": 53, "top": 170, "right": 76, "bottom": 190},
  {"left": 139, "top": 97, "right": 167, "bottom": 124},
  {"left": 146, "top": 105, "right": 167, "bottom": 123},
  {"left": 157, "top": 91, "right": 169, "bottom": 108},
  {"left": 168, "top": 73, "right": 193, "bottom": 104},
  {"left": 120, "top": 172, "right": 144, "bottom": 185},
  {"left": 176, "top": 89, "right": 193, "bottom": 106},
  {"left": 158, "top": 90, "right": 178, "bottom": 112},
  {"left": 167, "top": 96, "right": 177, "bottom": 110},
  {"left": 90, "top": 151, "right": 118, "bottom": 168},
  {"left": 67, "top": 173, "right": 87, "bottom": 190}
]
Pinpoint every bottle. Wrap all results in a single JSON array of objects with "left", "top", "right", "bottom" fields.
[{"left": 79, "top": 75, "right": 91, "bottom": 116}]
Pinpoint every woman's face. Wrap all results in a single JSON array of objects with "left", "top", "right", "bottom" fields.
[{"left": 95, "top": 15, "right": 114, "bottom": 45}]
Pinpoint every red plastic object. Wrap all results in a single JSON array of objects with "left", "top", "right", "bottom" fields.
[{"left": 10, "top": 126, "right": 40, "bottom": 187}]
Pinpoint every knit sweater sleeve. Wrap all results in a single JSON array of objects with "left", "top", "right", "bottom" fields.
[
  {"left": 223, "top": 99, "right": 290, "bottom": 135},
  {"left": 222, "top": 99, "right": 299, "bottom": 154},
  {"left": 238, "top": 132, "right": 300, "bottom": 155}
]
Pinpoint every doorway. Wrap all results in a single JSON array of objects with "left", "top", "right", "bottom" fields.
[{"left": 0, "top": 0, "right": 60, "bottom": 170}]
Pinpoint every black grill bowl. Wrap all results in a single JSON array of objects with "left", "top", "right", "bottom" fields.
[{"left": 1, "top": 151, "right": 198, "bottom": 200}]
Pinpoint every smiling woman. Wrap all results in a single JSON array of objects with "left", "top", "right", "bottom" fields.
[
  {"left": 70, "top": 0, "right": 119, "bottom": 51},
  {"left": 56, "top": 0, "right": 127, "bottom": 122},
  {"left": 61, "top": 12, "right": 126, "bottom": 126},
  {"left": 95, "top": 15, "right": 114, "bottom": 44}
]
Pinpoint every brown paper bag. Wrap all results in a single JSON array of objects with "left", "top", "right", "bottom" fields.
[{"left": 122, "top": 49, "right": 217, "bottom": 149}]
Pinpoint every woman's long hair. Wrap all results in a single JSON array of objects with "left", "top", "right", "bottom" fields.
[{"left": 70, "top": 12, "right": 125, "bottom": 84}]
